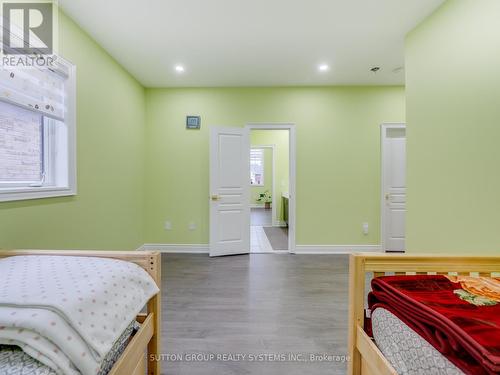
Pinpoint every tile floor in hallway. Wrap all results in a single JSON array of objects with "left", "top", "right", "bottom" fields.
[{"left": 250, "top": 225, "right": 274, "bottom": 253}]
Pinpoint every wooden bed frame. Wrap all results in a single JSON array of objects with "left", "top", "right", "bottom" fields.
[
  {"left": 348, "top": 253, "right": 500, "bottom": 375},
  {"left": 0, "top": 250, "right": 161, "bottom": 375}
]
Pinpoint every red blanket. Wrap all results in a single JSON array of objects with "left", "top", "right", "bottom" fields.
[{"left": 368, "top": 275, "right": 500, "bottom": 375}]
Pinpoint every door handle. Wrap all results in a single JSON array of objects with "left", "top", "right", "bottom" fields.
[
  {"left": 211, "top": 194, "right": 221, "bottom": 201},
  {"left": 385, "top": 193, "right": 390, "bottom": 201}
]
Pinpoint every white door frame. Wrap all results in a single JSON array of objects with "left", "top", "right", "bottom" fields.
[
  {"left": 246, "top": 123, "right": 296, "bottom": 253},
  {"left": 250, "top": 144, "right": 277, "bottom": 225},
  {"left": 380, "top": 123, "right": 406, "bottom": 252}
]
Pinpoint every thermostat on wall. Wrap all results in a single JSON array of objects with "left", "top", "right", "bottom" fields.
[{"left": 186, "top": 116, "right": 201, "bottom": 129}]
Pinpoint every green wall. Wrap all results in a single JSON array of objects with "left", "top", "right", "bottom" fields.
[
  {"left": 0, "top": 12, "right": 146, "bottom": 250},
  {"left": 145, "top": 87, "right": 405, "bottom": 245},
  {"left": 406, "top": 0, "right": 500, "bottom": 254},
  {"left": 251, "top": 130, "right": 290, "bottom": 223}
]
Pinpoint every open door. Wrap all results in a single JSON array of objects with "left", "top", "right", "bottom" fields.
[
  {"left": 381, "top": 124, "right": 406, "bottom": 252},
  {"left": 209, "top": 127, "right": 250, "bottom": 256}
]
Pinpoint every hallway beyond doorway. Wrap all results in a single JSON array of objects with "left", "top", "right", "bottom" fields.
[
  {"left": 251, "top": 208, "right": 288, "bottom": 252},
  {"left": 250, "top": 207, "right": 272, "bottom": 226}
]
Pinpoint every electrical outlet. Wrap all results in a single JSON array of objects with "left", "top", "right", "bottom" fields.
[
  {"left": 362, "top": 222, "right": 369, "bottom": 235},
  {"left": 188, "top": 221, "right": 197, "bottom": 231},
  {"left": 164, "top": 221, "right": 172, "bottom": 231}
]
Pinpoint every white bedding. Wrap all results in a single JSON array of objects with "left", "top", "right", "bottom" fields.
[{"left": 0, "top": 255, "right": 159, "bottom": 375}]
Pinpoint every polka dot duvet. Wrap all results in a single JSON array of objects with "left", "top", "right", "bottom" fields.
[{"left": 0, "top": 255, "right": 159, "bottom": 375}]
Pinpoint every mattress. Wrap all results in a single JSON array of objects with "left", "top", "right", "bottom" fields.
[
  {"left": 0, "top": 320, "right": 139, "bottom": 375},
  {"left": 371, "top": 307, "right": 465, "bottom": 375}
]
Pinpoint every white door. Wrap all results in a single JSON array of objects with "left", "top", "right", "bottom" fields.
[
  {"left": 209, "top": 127, "right": 250, "bottom": 256},
  {"left": 381, "top": 125, "right": 406, "bottom": 252}
]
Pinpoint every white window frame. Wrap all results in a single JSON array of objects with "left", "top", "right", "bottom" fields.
[
  {"left": 250, "top": 147, "right": 265, "bottom": 186},
  {"left": 0, "top": 58, "right": 77, "bottom": 202}
]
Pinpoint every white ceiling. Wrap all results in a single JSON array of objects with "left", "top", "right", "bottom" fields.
[{"left": 59, "top": 0, "right": 444, "bottom": 87}]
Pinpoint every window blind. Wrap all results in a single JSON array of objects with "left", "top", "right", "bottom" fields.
[
  {"left": 0, "top": 64, "right": 67, "bottom": 121},
  {"left": 250, "top": 148, "right": 264, "bottom": 164}
]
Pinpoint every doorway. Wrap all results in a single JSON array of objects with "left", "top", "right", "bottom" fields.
[
  {"left": 247, "top": 124, "right": 295, "bottom": 253},
  {"left": 250, "top": 145, "right": 276, "bottom": 227},
  {"left": 250, "top": 142, "right": 284, "bottom": 252},
  {"left": 209, "top": 124, "right": 296, "bottom": 257},
  {"left": 381, "top": 123, "right": 406, "bottom": 252}
]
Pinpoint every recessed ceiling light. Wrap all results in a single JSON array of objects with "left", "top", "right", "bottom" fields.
[
  {"left": 318, "top": 64, "right": 330, "bottom": 72},
  {"left": 175, "top": 65, "right": 185, "bottom": 73}
]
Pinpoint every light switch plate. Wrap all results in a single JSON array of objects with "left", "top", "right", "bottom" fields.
[{"left": 362, "top": 222, "right": 369, "bottom": 235}]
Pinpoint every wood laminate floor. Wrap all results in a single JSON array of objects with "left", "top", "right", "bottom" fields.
[
  {"left": 250, "top": 208, "right": 272, "bottom": 226},
  {"left": 161, "top": 254, "right": 349, "bottom": 375}
]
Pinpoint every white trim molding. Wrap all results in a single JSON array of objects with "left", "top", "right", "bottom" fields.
[
  {"left": 139, "top": 244, "right": 209, "bottom": 253},
  {"left": 294, "top": 245, "right": 382, "bottom": 254}
]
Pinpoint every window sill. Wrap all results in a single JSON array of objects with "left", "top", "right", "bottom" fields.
[
  {"left": 250, "top": 184, "right": 265, "bottom": 187},
  {"left": 0, "top": 186, "right": 76, "bottom": 202}
]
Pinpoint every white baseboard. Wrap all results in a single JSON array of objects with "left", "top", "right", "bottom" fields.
[
  {"left": 294, "top": 245, "right": 382, "bottom": 254},
  {"left": 138, "top": 243, "right": 382, "bottom": 254},
  {"left": 273, "top": 220, "right": 287, "bottom": 227},
  {"left": 138, "top": 244, "right": 209, "bottom": 253}
]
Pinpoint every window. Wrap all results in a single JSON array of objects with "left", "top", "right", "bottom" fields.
[
  {"left": 250, "top": 148, "right": 264, "bottom": 186},
  {"left": 0, "top": 59, "right": 76, "bottom": 202}
]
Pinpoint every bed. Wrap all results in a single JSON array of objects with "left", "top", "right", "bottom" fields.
[
  {"left": 0, "top": 250, "right": 161, "bottom": 375},
  {"left": 348, "top": 253, "right": 500, "bottom": 375}
]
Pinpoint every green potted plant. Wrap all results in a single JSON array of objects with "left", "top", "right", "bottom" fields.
[{"left": 257, "top": 191, "right": 272, "bottom": 209}]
